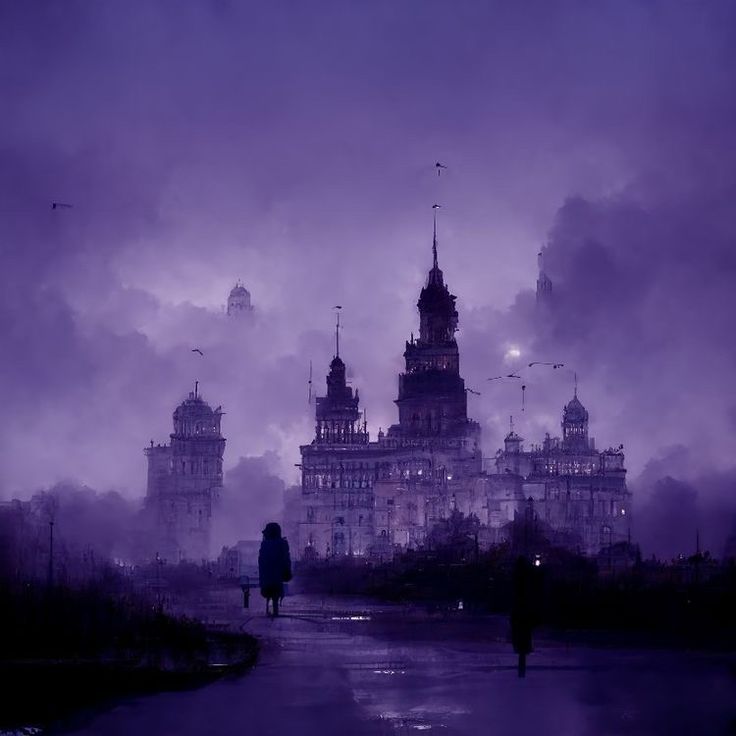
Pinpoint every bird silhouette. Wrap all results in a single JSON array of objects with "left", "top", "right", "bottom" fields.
[
  {"left": 528, "top": 361, "right": 564, "bottom": 369},
  {"left": 435, "top": 162, "right": 448, "bottom": 176},
  {"left": 51, "top": 202, "right": 73, "bottom": 210},
  {"left": 192, "top": 348, "right": 204, "bottom": 356},
  {"left": 487, "top": 374, "right": 522, "bottom": 381}
]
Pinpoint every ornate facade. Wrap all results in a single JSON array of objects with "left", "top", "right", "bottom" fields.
[
  {"left": 145, "top": 385, "right": 225, "bottom": 562},
  {"left": 297, "top": 231, "right": 630, "bottom": 560}
]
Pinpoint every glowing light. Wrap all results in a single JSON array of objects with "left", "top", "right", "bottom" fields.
[
  {"left": 374, "top": 670, "right": 406, "bottom": 675},
  {"left": 330, "top": 615, "right": 371, "bottom": 621},
  {"left": 505, "top": 346, "right": 522, "bottom": 360}
]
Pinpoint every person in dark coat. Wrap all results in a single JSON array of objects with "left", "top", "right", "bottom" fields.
[{"left": 258, "top": 522, "right": 292, "bottom": 617}]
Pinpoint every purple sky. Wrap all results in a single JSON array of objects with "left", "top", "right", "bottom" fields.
[{"left": 2, "top": 1, "right": 736, "bottom": 555}]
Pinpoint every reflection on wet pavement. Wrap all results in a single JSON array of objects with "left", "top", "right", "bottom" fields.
[{"left": 67, "top": 594, "right": 736, "bottom": 736}]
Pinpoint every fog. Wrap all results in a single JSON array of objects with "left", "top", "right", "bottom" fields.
[{"left": 2, "top": 1, "right": 736, "bottom": 557}]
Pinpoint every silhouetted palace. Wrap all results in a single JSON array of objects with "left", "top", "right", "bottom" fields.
[{"left": 298, "top": 225, "right": 630, "bottom": 559}]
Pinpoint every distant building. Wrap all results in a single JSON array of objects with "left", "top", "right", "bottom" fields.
[
  {"left": 226, "top": 281, "right": 253, "bottom": 317},
  {"left": 536, "top": 248, "right": 552, "bottom": 307},
  {"left": 297, "top": 225, "right": 630, "bottom": 560},
  {"left": 493, "top": 394, "right": 630, "bottom": 555},
  {"left": 217, "top": 539, "right": 260, "bottom": 579},
  {"left": 299, "top": 225, "right": 482, "bottom": 559},
  {"left": 145, "top": 385, "right": 225, "bottom": 562}
]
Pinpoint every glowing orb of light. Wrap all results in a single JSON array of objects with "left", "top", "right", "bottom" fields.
[{"left": 505, "top": 346, "right": 522, "bottom": 360}]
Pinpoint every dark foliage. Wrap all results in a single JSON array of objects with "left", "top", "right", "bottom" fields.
[{"left": 0, "top": 579, "right": 257, "bottom": 730}]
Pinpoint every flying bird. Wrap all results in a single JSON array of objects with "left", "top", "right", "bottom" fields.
[
  {"left": 465, "top": 388, "right": 481, "bottom": 396},
  {"left": 528, "top": 361, "right": 565, "bottom": 369},
  {"left": 192, "top": 348, "right": 204, "bottom": 356},
  {"left": 487, "top": 373, "right": 522, "bottom": 381},
  {"left": 51, "top": 202, "right": 73, "bottom": 210},
  {"left": 435, "top": 162, "right": 448, "bottom": 176}
]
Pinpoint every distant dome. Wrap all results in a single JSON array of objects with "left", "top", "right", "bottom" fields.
[
  {"left": 227, "top": 281, "right": 253, "bottom": 316},
  {"left": 229, "top": 283, "right": 250, "bottom": 298},
  {"left": 563, "top": 395, "right": 589, "bottom": 423}
]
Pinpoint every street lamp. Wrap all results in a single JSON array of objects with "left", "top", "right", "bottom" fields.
[{"left": 47, "top": 520, "right": 54, "bottom": 587}]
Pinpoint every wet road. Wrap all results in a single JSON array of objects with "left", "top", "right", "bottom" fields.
[{"left": 67, "top": 594, "right": 736, "bottom": 735}]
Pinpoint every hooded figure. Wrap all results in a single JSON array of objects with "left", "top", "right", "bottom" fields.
[{"left": 258, "top": 522, "right": 292, "bottom": 617}]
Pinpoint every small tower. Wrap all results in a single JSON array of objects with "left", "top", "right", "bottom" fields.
[
  {"left": 145, "top": 384, "right": 226, "bottom": 562},
  {"left": 314, "top": 314, "right": 367, "bottom": 445},
  {"left": 394, "top": 206, "right": 471, "bottom": 439},
  {"left": 536, "top": 249, "right": 553, "bottom": 307},
  {"left": 417, "top": 207, "right": 459, "bottom": 346},
  {"left": 504, "top": 416, "right": 523, "bottom": 454},
  {"left": 227, "top": 281, "right": 253, "bottom": 316},
  {"left": 561, "top": 387, "right": 590, "bottom": 451}
]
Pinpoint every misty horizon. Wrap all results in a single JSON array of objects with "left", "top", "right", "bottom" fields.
[{"left": 2, "top": 1, "right": 736, "bottom": 559}]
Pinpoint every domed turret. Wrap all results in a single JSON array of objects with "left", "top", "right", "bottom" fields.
[
  {"left": 226, "top": 281, "right": 253, "bottom": 316},
  {"left": 172, "top": 385, "right": 223, "bottom": 438},
  {"left": 562, "top": 391, "right": 589, "bottom": 449},
  {"left": 144, "top": 383, "right": 226, "bottom": 563},
  {"left": 563, "top": 395, "right": 589, "bottom": 424},
  {"left": 229, "top": 283, "right": 249, "bottom": 298}
]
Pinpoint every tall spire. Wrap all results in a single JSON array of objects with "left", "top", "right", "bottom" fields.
[
  {"left": 432, "top": 203, "right": 441, "bottom": 269},
  {"left": 333, "top": 305, "right": 342, "bottom": 358}
]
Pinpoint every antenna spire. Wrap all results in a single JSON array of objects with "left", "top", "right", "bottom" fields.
[
  {"left": 574, "top": 372, "right": 578, "bottom": 397},
  {"left": 509, "top": 415, "right": 514, "bottom": 433},
  {"left": 432, "top": 204, "right": 441, "bottom": 268},
  {"left": 194, "top": 380, "right": 199, "bottom": 399},
  {"left": 308, "top": 360, "right": 313, "bottom": 404},
  {"left": 333, "top": 305, "right": 342, "bottom": 358}
]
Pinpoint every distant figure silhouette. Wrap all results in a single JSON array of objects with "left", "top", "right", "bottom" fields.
[
  {"left": 510, "top": 556, "right": 535, "bottom": 677},
  {"left": 258, "top": 522, "right": 292, "bottom": 618}
]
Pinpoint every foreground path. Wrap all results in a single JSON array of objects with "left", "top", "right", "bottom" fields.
[{"left": 68, "top": 594, "right": 735, "bottom": 735}]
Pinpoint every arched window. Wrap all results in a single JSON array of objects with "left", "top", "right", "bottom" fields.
[{"left": 600, "top": 525, "right": 612, "bottom": 546}]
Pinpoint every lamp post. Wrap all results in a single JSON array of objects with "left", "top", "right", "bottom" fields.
[{"left": 47, "top": 520, "right": 54, "bottom": 587}]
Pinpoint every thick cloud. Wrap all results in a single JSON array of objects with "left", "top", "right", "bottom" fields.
[
  {"left": 211, "top": 453, "right": 287, "bottom": 550},
  {"left": 2, "top": 1, "right": 736, "bottom": 555}
]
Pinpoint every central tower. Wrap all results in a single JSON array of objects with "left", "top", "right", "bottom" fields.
[{"left": 392, "top": 209, "right": 470, "bottom": 438}]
